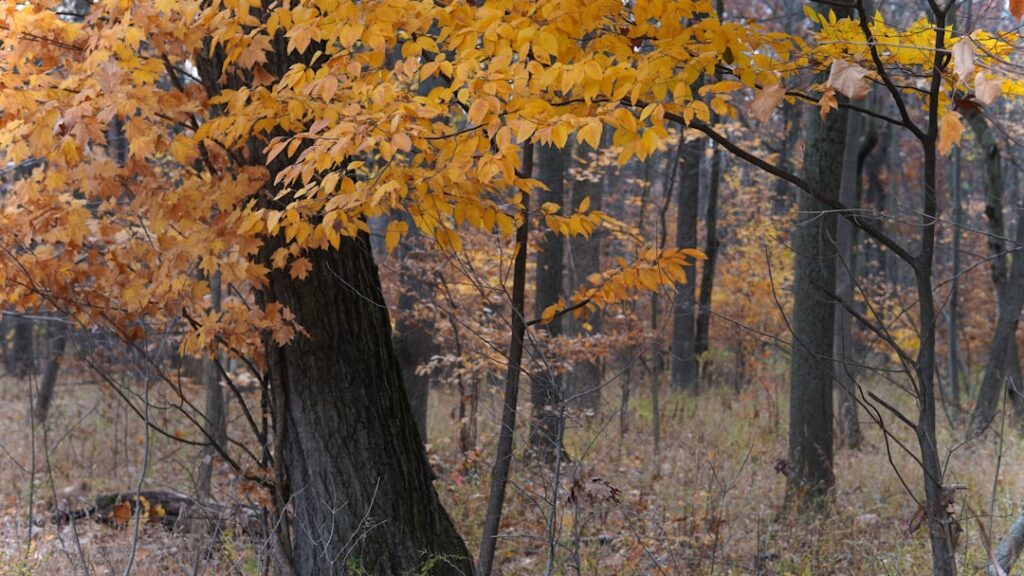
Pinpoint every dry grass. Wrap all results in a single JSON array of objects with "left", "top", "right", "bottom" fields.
[{"left": 1, "top": 362, "right": 1023, "bottom": 575}]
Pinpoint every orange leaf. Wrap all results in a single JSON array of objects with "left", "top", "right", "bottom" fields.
[{"left": 290, "top": 257, "right": 313, "bottom": 280}]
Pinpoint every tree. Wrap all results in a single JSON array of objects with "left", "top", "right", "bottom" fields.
[
  {"left": 531, "top": 144, "right": 568, "bottom": 456},
  {"left": 670, "top": 134, "right": 702, "bottom": 391}
]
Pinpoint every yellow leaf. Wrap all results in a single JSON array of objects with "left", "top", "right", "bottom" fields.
[
  {"left": 385, "top": 220, "right": 408, "bottom": 254},
  {"left": 540, "top": 298, "right": 565, "bottom": 323},
  {"left": 937, "top": 111, "right": 964, "bottom": 156},
  {"left": 577, "top": 196, "right": 591, "bottom": 212},
  {"left": 468, "top": 99, "right": 489, "bottom": 125}
]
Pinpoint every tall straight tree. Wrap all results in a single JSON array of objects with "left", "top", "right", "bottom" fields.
[
  {"left": 670, "top": 133, "right": 702, "bottom": 391},
  {"left": 786, "top": 23, "right": 850, "bottom": 505},
  {"left": 531, "top": 143, "right": 567, "bottom": 455},
  {"left": 567, "top": 142, "right": 605, "bottom": 409}
]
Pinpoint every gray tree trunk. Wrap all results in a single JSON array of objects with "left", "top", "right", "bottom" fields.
[
  {"left": 695, "top": 145, "right": 721, "bottom": 360},
  {"left": 968, "top": 112, "right": 1024, "bottom": 435},
  {"left": 670, "top": 135, "right": 701, "bottom": 391},
  {"left": 834, "top": 111, "right": 864, "bottom": 450},
  {"left": 33, "top": 321, "right": 69, "bottom": 424},
  {"left": 531, "top": 143, "right": 567, "bottom": 457},
  {"left": 197, "top": 273, "right": 226, "bottom": 500},
  {"left": 786, "top": 82, "right": 848, "bottom": 508},
  {"left": 566, "top": 149, "right": 605, "bottom": 410}
]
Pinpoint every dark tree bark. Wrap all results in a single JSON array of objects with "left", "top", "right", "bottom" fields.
[
  {"left": 260, "top": 234, "right": 470, "bottom": 575},
  {"left": 393, "top": 246, "right": 434, "bottom": 441},
  {"left": 531, "top": 144, "right": 567, "bottom": 456},
  {"left": 33, "top": 321, "right": 69, "bottom": 424},
  {"left": 695, "top": 145, "right": 721, "bottom": 360},
  {"left": 670, "top": 135, "right": 701, "bottom": 391},
  {"left": 566, "top": 147, "right": 605, "bottom": 410},
  {"left": 969, "top": 111, "right": 1024, "bottom": 435},
  {"left": 834, "top": 111, "right": 868, "bottom": 450},
  {"left": 9, "top": 315, "right": 34, "bottom": 379},
  {"left": 786, "top": 81, "right": 848, "bottom": 509}
]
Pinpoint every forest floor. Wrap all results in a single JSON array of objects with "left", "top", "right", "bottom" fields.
[{"left": 0, "top": 365, "right": 1022, "bottom": 575}]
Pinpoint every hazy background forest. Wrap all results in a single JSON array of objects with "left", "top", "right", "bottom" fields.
[{"left": 2, "top": 0, "right": 1024, "bottom": 574}]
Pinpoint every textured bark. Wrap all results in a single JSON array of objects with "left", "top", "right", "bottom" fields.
[
  {"left": 566, "top": 149, "right": 605, "bottom": 410},
  {"left": 968, "top": 112, "right": 1024, "bottom": 436},
  {"left": 670, "top": 135, "right": 701, "bottom": 391},
  {"left": 786, "top": 84, "right": 847, "bottom": 508},
  {"left": 261, "top": 234, "right": 470, "bottom": 575},
  {"left": 531, "top": 144, "right": 567, "bottom": 455},
  {"left": 948, "top": 146, "right": 963, "bottom": 414},
  {"left": 194, "top": 26, "right": 470, "bottom": 574}
]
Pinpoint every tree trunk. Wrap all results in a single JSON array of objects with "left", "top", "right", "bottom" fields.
[
  {"left": 670, "top": 135, "right": 701, "bottom": 391},
  {"left": 695, "top": 145, "right": 721, "bottom": 361},
  {"left": 261, "top": 234, "right": 470, "bottom": 575},
  {"left": 968, "top": 111, "right": 1024, "bottom": 435},
  {"left": 566, "top": 146, "right": 605, "bottom": 410},
  {"left": 531, "top": 144, "right": 567, "bottom": 456},
  {"left": 786, "top": 80, "right": 847, "bottom": 509},
  {"left": 197, "top": 273, "right": 226, "bottom": 501},
  {"left": 9, "top": 315, "right": 34, "bottom": 379},
  {"left": 33, "top": 321, "right": 69, "bottom": 424},
  {"left": 948, "top": 146, "right": 963, "bottom": 414},
  {"left": 834, "top": 111, "right": 865, "bottom": 450}
]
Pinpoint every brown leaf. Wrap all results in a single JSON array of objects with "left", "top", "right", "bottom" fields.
[
  {"left": 975, "top": 73, "right": 1003, "bottom": 105},
  {"left": 951, "top": 40, "right": 975, "bottom": 81},
  {"left": 110, "top": 501, "right": 132, "bottom": 525},
  {"left": 827, "top": 59, "right": 871, "bottom": 100},
  {"left": 1012, "top": 0, "right": 1024, "bottom": 21},
  {"left": 749, "top": 83, "right": 786, "bottom": 123}
]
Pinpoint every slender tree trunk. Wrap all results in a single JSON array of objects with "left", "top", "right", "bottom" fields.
[
  {"left": 479, "top": 144, "right": 533, "bottom": 576},
  {"left": 10, "top": 315, "right": 34, "bottom": 379},
  {"left": 670, "top": 135, "right": 701, "bottom": 391},
  {"left": 695, "top": 145, "right": 721, "bottom": 361},
  {"left": 786, "top": 70, "right": 847, "bottom": 509},
  {"left": 197, "top": 273, "right": 226, "bottom": 500},
  {"left": 834, "top": 111, "right": 864, "bottom": 450},
  {"left": 531, "top": 144, "right": 566, "bottom": 457},
  {"left": 968, "top": 111, "right": 1024, "bottom": 434},
  {"left": 948, "top": 146, "right": 963, "bottom": 414},
  {"left": 260, "top": 233, "right": 470, "bottom": 575},
  {"left": 33, "top": 321, "right": 69, "bottom": 424}
]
